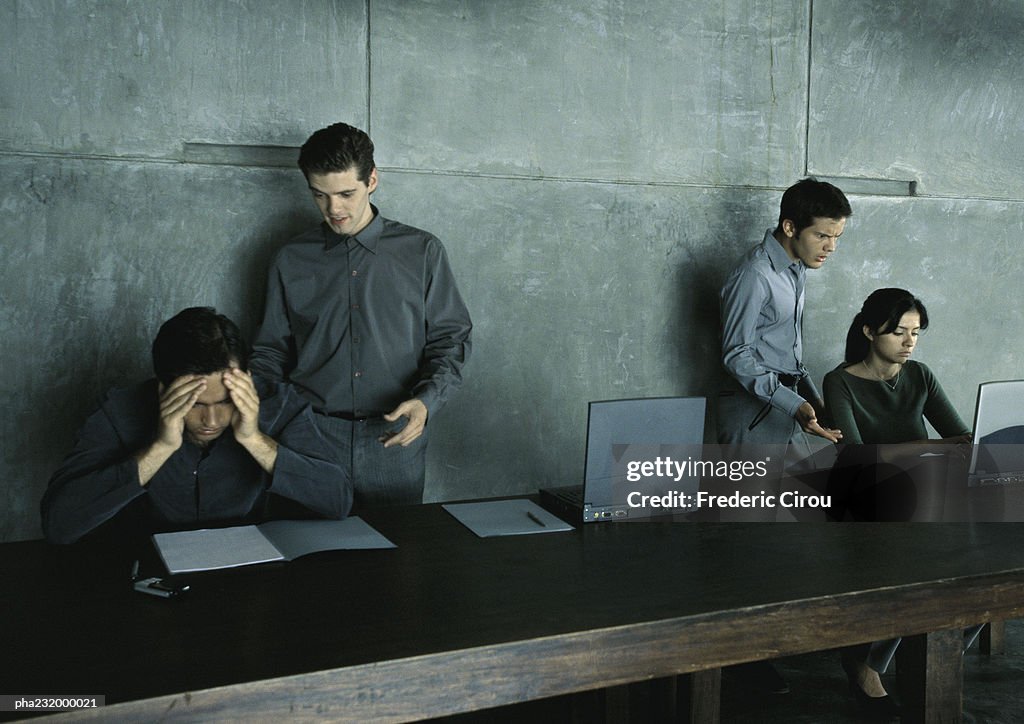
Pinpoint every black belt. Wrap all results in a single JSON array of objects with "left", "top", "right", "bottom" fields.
[
  {"left": 778, "top": 373, "right": 803, "bottom": 388},
  {"left": 315, "top": 409, "right": 370, "bottom": 422}
]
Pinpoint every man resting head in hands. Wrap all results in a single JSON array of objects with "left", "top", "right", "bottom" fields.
[{"left": 42, "top": 307, "right": 351, "bottom": 544}]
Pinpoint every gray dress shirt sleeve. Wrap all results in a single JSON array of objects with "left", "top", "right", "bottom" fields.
[
  {"left": 410, "top": 241, "right": 473, "bottom": 417},
  {"left": 257, "top": 378, "right": 352, "bottom": 519},
  {"left": 41, "top": 386, "right": 155, "bottom": 544},
  {"left": 249, "top": 261, "right": 294, "bottom": 383}
]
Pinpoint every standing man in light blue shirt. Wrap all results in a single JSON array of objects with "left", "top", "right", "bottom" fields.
[
  {"left": 719, "top": 178, "right": 851, "bottom": 447},
  {"left": 715, "top": 177, "right": 850, "bottom": 695}
]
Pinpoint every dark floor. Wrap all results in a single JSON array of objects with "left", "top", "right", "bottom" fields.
[
  {"left": 718, "top": 622, "right": 1024, "bottom": 723},
  {"left": 438, "top": 620, "right": 1024, "bottom": 723}
]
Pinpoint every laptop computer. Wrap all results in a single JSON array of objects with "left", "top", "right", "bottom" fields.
[
  {"left": 967, "top": 380, "right": 1024, "bottom": 487},
  {"left": 539, "top": 396, "right": 706, "bottom": 523}
]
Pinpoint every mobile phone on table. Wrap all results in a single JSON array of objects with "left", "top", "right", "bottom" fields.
[{"left": 133, "top": 575, "right": 190, "bottom": 598}]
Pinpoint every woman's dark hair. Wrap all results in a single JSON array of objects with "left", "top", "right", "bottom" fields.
[
  {"left": 151, "top": 307, "right": 249, "bottom": 385},
  {"left": 844, "top": 288, "right": 929, "bottom": 364}
]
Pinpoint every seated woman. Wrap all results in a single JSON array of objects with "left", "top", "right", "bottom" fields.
[
  {"left": 823, "top": 287, "right": 972, "bottom": 715},
  {"left": 825, "top": 287, "right": 970, "bottom": 461}
]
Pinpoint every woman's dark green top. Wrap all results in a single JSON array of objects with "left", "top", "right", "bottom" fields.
[{"left": 823, "top": 360, "right": 969, "bottom": 445}]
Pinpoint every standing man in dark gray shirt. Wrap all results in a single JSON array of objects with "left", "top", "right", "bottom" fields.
[{"left": 250, "top": 122, "right": 472, "bottom": 508}]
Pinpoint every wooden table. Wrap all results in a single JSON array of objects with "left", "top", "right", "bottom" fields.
[{"left": 3, "top": 506, "right": 1024, "bottom": 722}]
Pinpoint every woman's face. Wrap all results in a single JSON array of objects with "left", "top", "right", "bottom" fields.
[{"left": 865, "top": 310, "right": 921, "bottom": 366}]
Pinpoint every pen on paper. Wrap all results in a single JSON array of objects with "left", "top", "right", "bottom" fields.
[{"left": 527, "top": 511, "right": 547, "bottom": 527}]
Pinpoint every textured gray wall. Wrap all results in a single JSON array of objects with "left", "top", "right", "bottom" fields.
[
  {"left": 809, "top": 1, "right": 1024, "bottom": 199},
  {"left": 2, "top": 1, "right": 1022, "bottom": 541}
]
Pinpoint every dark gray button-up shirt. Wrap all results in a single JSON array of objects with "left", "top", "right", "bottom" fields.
[{"left": 250, "top": 209, "right": 472, "bottom": 419}]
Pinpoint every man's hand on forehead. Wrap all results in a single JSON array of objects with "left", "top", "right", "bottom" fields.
[
  {"left": 223, "top": 368, "right": 261, "bottom": 441},
  {"left": 156, "top": 375, "right": 206, "bottom": 449}
]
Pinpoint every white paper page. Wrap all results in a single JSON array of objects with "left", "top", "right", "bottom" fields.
[
  {"left": 258, "top": 517, "right": 397, "bottom": 560},
  {"left": 443, "top": 499, "right": 574, "bottom": 538},
  {"left": 153, "top": 526, "right": 285, "bottom": 574}
]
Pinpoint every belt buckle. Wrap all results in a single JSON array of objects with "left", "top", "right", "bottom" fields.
[{"left": 780, "top": 373, "right": 802, "bottom": 388}]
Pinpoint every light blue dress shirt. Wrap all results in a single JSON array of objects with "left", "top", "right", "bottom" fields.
[{"left": 720, "top": 229, "right": 819, "bottom": 418}]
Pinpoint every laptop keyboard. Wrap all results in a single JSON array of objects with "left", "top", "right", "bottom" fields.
[
  {"left": 559, "top": 487, "right": 584, "bottom": 504},
  {"left": 974, "top": 474, "right": 1024, "bottom": 486}
]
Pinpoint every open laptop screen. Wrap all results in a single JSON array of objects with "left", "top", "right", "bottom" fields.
[
  {"left": 582, "top": 396, "right": 706, "bottom": 520},
  {"left": 968, "top": 380, "right": 1024, "bottom": 485}
]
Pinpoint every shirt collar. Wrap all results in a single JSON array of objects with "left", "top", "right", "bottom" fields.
[
  {"left": 353, "top": 205, "right": 383, "bottom": 253},
  {"left": 763, "top": 228, "right": 803, "bottom": 273},
  {"left": 321, "top": 205, "right": 383, "bottom": 253}
]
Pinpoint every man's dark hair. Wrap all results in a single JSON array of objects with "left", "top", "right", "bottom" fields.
[
  {"left": 298, "top": 122, "right": 376, "bottom": 184},
  {"left": 775, "top": 178, "right": 852, "bottom": 235},
  {"left": 151, "top": 307, "right": 249, "bottom": 386}
]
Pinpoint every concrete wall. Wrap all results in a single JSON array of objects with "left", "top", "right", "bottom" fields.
[{"left": 2, "top": 0, "right": 1021, "bottom": 541}]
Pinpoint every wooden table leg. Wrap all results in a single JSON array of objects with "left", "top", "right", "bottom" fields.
[
  {"left": 897, "top": 628, "right": 964, "bottom": 724},
  {"left": 980, "top": 621, "right": 1005, "bottom": 655},
  {"left": 687, "top": 668, "right": 721, "bottom": 724},
  {"left": 601, "top": 684, "right": 630, "bottom": 724}
]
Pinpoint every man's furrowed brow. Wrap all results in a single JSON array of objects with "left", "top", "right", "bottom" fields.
[{"left": 195, "top": 396, "right": 232, "bottom": 406}]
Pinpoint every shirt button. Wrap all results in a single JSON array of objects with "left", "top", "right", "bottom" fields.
[
  {"left": 351, "top": 270, "right": 359, "bottom": 277},
  {"left": 351, "top": 304, "right": 360, "bottom": 310},
  {"left": 354, "top": 371, "right": 362, "bottom": 378}
]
